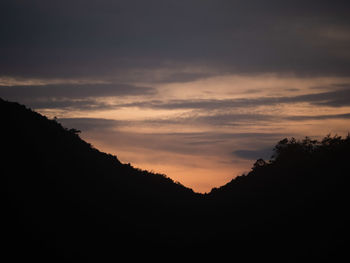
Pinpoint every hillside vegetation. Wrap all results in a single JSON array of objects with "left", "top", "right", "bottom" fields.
[{"left": 1, "top": 98, "right": 349, "bottom": 262}]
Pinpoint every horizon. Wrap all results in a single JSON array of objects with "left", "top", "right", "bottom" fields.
[{"left": 1, "top": 1, "right": 350, "bottom": 192}]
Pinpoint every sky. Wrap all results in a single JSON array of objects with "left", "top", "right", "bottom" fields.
[{"left": 1, "top": 0, "right": 350, "bottom": 192}]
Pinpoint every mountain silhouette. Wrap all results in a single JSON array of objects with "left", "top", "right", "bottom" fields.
[{"left": 1, "top": 98, "right": 349, "bottom": 262}]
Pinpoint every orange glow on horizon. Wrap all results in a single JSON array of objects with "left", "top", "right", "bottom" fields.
[{"left": 30, "top": 74, "right": 350, "bottom": 193}]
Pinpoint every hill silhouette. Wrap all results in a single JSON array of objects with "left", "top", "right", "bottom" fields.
[{"left": 1, "top": 98, "right": 349, "bottom": 262}]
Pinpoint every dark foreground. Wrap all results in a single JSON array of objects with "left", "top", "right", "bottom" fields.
[{"left": 1, "top": 98, "right": 349, "bottom": 262}]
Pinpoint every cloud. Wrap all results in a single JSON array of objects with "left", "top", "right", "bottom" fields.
[
  {"left": 94, "top": 130, "right": 282, "bottom": 158},
  {"left": 295, "top": 88, "right": 350, "bottom": 107},
  {"left": 0, "top": 83, "right": 156, "bottom": 109},
  {"left": 155, "top": 72, "right": 214, "bottom": 83},
  {"left": 0, "top": 83, "right": 155, "bottom": 99},
  {"left": 123, "top": 88, "right": 350, "bottom": 111},
  {"left": 54, "top": 115, "right": 284, "bottom": 157},
  {"left": 233, "top": 147, "right": 274, "bottom": 160},
  {"left": 286, "top": 113, "right": 350, "bottom": 121},
  {"left": 195, "top": 114, "right": 275, "bottom": 126},
  {"left": 1, "top": 0, "right": 350, "bottom": 79},
  {"left": 20, "top": 99, "right": 112, "bottom": 111},
  {"left": 118, "top": 111, "right": 350, "bottom": 129},
  {"left": 14, "top": 86, "right": 350, "bottom": 112},
  {"left": 58, "top": 118, "right": 119, "bottom": 131}
]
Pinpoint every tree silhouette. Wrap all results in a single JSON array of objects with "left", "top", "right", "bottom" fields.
[{"left": 1, "top": 97, "right": 349, "bottom": 262}]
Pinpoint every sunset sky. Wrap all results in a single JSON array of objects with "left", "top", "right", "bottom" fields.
[{"left": 1, "top": 0, "right": 350, "bottom": 192}]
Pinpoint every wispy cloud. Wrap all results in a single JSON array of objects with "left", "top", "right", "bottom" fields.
[
  {"left": 59, "top": 118, "right": 120, "bottom": 131},
  {"left": 120, "top": 88, "right": 350, "bottom": 111},
  {"left": 0, "top": 83, "right": 155, "bottom": 99},
  {"left": 286, "top": 113, "right": 350, "bottom": 121},
  {"left": 0, "top": 83, "right": 156, "bottom": 110},
  {"left": 233, "top": 147, "right": 274, "bottom": 160}
]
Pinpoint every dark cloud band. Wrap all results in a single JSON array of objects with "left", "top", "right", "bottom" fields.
[
  {"left": 123, "top": 88, "right": 350, "bottom": 110},
  {"left": 1, "top": 0, "right": 350, "bottom": 78},
  {"left": 0, "top": 83, "right": 155, "bottom": 99}
]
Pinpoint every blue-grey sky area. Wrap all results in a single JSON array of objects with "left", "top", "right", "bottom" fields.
[{"left": 1, "top": 0, "right": 350, "bottom": 192}]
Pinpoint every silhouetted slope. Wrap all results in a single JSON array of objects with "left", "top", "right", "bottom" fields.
[
  {"left": 1, "top": 98, "right": 200, "bottom": 261},
  {"left": 2, "top": 98, "right": 349, "bottom": 262},
  {"left": 206, "top": 136, "right": 350, "bottom": 261}
]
